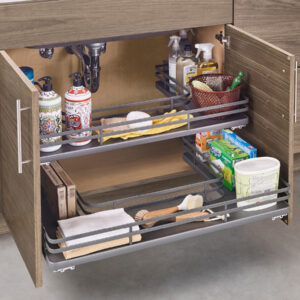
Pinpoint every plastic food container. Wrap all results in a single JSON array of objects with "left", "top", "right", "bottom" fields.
[{"left": 234, "top": 157, "right": 280, "bottom": 211}]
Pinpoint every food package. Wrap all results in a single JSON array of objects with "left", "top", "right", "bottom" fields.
[{"left": 209, "top": 139, "right": 249, "bottom": 191}]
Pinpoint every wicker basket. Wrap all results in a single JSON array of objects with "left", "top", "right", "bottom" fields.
[{"left": 189, "top": 74, "right": 242, "bottom": 119}]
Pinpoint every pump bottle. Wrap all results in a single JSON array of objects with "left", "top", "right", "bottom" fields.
[
  {"left": 195, "top": 43, "right": 218, "bottom": 75},
  {"left": 168, "top": 35, "right": 181, "bottom": 93},
  {"left": 34, "top": 76, "right": 62, "bottom": 152},
  {"left": 65, "top": 72, "right": 92, "bottom": 147}
]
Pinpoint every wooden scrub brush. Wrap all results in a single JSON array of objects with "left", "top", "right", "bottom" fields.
[
  {"left": 135, "top": 194, "right": 204, "bottom": 228},
  {"left": 192, "top": 80, "right": 213, "bottom": 92}
]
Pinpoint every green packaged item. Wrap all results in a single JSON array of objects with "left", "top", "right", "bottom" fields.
[{"left": 210, "top": 139, "right": 249, "bottom": 191}]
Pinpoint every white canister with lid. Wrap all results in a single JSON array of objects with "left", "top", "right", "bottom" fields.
[
  {"left": 65, "top": 72, "right": 92, "bottom": 147},
  {"left": 35, "top": 76, "right": 62, "bottom": 152},
  {"left": 234, "top": 157, "right": 280, "bottom": 211}
]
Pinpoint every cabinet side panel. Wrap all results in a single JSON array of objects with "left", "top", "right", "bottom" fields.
[
  {"left": 234, "top": 0, "right": 300, "bottom": 61},
  {"left": 225, "top": 25, "right": 295, "bottom": 224},
  {"left": 234, "top": 1, "right": 300, "bottom": 157},
  {"left": 0, "top": 51, "right": 42, "bottom": 286},
  {"left": 0, "top": 79, "right": 8, "bottom": 234},
  {"left": 0, "top": 213, "right": 8, "bottom": 234},
  {"left": 0, "top": 0, "right": 232, "bottom": 49}
]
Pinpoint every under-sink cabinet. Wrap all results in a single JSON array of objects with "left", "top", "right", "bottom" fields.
[{"left": 0, "top": 23, "right": 296, "bottom": 288}]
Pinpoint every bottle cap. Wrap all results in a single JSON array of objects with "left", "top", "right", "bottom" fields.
[
  {"left": 179, "top": 29, "right": 194, "bottom": 37},
  {"left": 179, "top": 30, "right": 188, "bottom": 38},
  {"left": 69, "top": 72, "right": 83, "bottom": 87},
  {"left": 184, "top": 44, "right": 192, "bottom": 52},
  {"left": 34, "top": 76, "right": 52, "bottom": 92}
]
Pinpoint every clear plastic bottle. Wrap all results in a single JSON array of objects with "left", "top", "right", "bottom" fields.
[{"left": 168, "top": 35, "right": 181, "bottom": 93}]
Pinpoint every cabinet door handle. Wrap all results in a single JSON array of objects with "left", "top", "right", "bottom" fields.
[
  {"left": 295, "top": 61, "right": 298, "bottom": 123},
  {"left": 16, "top": 99, "right": 31, "bottom": 174}
]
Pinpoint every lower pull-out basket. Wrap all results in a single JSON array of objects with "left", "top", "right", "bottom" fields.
[{"left": 42, "top": 138, "right": 290, "bottom": 273}]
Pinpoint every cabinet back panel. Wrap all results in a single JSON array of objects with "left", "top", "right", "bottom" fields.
[
  {"left": 7, "top": 34, "right": 170, "bottom": 110},
  {"left": 60, "top": 140, "right": 191, "bottom": 193}
]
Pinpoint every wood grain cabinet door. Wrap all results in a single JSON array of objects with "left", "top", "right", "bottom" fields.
[
  {"left": 0, "top": 0, "right": 232, "bottom": 49},
  {"left": 225, "top": 25, "right": 296, "bottom": 224},
  {"left": 294, "top": 70, "right": 300, "bottom": 152},
  {"left": 0, "top": 51, "right": 42, "bottom": 287}
]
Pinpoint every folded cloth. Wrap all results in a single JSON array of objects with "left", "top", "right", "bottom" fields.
[
  {"left": 58, "top": 208, "right": 141, "bottom": 259},
  {"left": 97, "top": 109, "right": 193, "bottom": 143}
]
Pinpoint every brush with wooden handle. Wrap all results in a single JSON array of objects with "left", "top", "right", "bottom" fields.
[{"left": 135, "top": 194, "right": 204, "bottom": 228}]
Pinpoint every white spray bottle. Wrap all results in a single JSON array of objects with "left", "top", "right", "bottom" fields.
[
  {"left": 195, "top": 43, "right": 218, "bottom": 75},
  {"left": 168, "top": 35, "right": 181, "bottom": 93}
]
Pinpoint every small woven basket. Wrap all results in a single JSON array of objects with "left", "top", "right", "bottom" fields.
[{"left": 189, "top": 74, "right": 242, "bottom": 119}]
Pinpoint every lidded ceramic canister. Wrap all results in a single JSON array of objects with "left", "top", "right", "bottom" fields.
[
  {"left": 34, "top": 76, "right": 62, "bottom": 152},
  {"left": 65, "top": 72, "right": 92, "bottom": 147}
]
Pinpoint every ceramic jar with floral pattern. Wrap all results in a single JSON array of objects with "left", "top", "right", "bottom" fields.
[
  {"left": 35, "top": 76, "right": 62, "bottom": 153},
  {"left": 65, "top": 72, "right": 92, "bottom": 147}
]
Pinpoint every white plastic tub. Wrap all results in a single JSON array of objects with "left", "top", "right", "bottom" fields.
[{"left": 234, "top": 157, "right": 280, "bottom": 211}]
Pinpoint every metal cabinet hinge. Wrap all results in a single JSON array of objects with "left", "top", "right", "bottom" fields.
[
  {"left": 54, "top": 266, "right": 75, "bottom": 273},
  {"left": 272, "top": 214, "right": 288, "bottom": 221},
  {"left": 215, "top": 31, "right": 230, "bottom": 49}
]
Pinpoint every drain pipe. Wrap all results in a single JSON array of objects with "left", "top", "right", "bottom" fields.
[
  {"left": 87, "top": 43, "right": 106, "bottom": 93},
  {"left": 65, "top": 42, "right": 106, "bottom": 93},
  {"left": 37, "top": 42, "right": 106, "bottom": 93}
]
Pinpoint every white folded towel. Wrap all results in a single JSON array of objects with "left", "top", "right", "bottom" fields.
[{"left": 58, "top": 208, "right": 140, "bottom": 247}]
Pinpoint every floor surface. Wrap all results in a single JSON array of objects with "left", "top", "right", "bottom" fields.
[{"left": 1, "top": 173, "right": 300, "bottom": 300}]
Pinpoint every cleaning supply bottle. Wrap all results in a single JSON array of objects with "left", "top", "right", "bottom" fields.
[
  {"left": 34, "top": 76, "right": 62, "bottom": 152},
  {"left": 176, "top": 44, "right": 197, "bottom": 92},
  {"left": 226, "top": 71, "right": 244, "bottom": 90},
  {"left": 65, "top": 72, "right": 92, "bottom": 147},
  {"left": 179, "top": 29, "right": 192, "bottom": 53},
  {"left": 195, "top": 43, "right": 218, "bottom": 75},
  {"left": 20, "top": 66, "right": 34, "bottom": 84},
  {"left": 168, "top": 35, "right": 181, "bottom": 93}
]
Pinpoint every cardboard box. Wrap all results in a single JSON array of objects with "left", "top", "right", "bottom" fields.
[
  {"left": 195, "top": 130, "right": 222, "bottom": 161},
  {"left": 222, "top": 129, "right": 257, "bottom": 158},
  {"left": 210, "top": 140, "right": 249, "bottom": 191}
]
